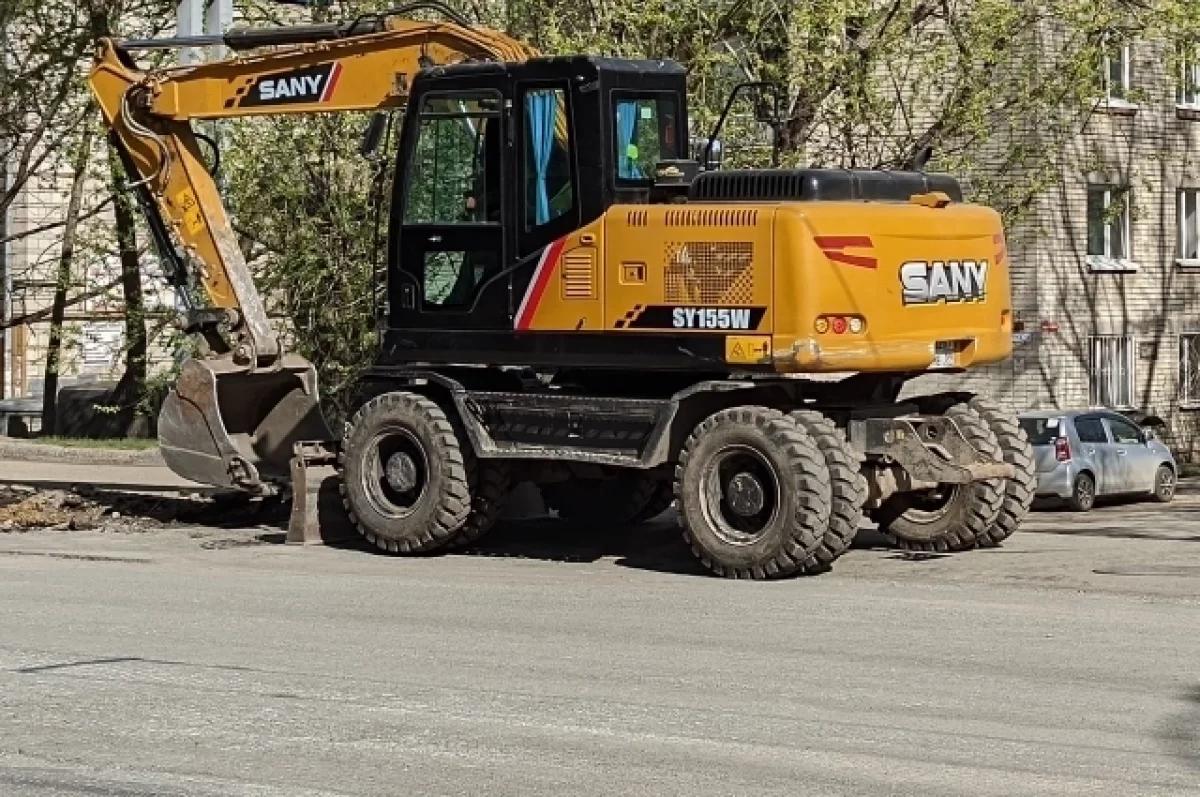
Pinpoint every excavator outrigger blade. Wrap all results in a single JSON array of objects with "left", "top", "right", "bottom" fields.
[{"left": 158, "top": 354, "right": 333, "bottom": 493}]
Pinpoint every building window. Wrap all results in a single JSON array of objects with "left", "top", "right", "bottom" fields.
[
  {"left": 1087, "top": 185, "right": 1133, "bottom": 270},
  {"left": 1179, "top": 48, "right": 1200, "bottom": 108},
  {"left": 1089, "top": 335, "right": 1136, "bottom": 409},
  {"left": 1182, "top": 334, "right": 1200, "bottom": 408},
  {"left": 1181, "top": 188, "right": 1200, "bottom": 264},
  {"left": 1104, "top": 45, "right": 1132, "bottom": 103}
]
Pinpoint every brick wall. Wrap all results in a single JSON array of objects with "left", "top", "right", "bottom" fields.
[{"left": 908, "top": 31, "right": 1200, "bottom": 459}]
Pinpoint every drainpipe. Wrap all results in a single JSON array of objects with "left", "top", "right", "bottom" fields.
[{"left": 2, "top": 159, "right": 10, "bottom": 400}]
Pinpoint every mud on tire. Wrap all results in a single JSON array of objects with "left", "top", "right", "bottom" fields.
[
  {"left": 339, "top": 391, "right": 471, "bottom": 554},
  {"left": 967, "top": 396, "right": 1035, "bottom": 547},
  {"left": 675, "top": 407, "right": 832, "bottom": 579},
  {"left": 874, "top": 402, "right": 1004, "bottom": 553},
  {"left": 789, "top": 410, "right": 867, "bottom": 573}
]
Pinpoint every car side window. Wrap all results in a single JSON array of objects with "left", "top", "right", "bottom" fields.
[
  {"left": 1075, "top": 417, "right": 1108, "bottom": 444},
  {"left": 1106, "top": 417, "right": 1143, "bottom": 444}
]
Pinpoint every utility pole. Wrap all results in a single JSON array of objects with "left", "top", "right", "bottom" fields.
[{"left": 178, "top": 0, "right": 232, "bottom": 65}]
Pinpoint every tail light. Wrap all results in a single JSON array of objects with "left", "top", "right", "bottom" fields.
[
  {"left": 815, "top": 315, "right": 866, "bottom": 334},
  {"left": 1054, "top": 436, "right": 1071, "bottom": 462}
]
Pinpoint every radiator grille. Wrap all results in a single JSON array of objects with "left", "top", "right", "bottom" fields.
[
  {"left": 664, "top": 208, "right": 758, "bottom": 227},
  {"left": 664, "top": 242, "right": 754, "bottom": 304},
  {"left": 561, "top": 249, "right": 597, "bottom": 299}
]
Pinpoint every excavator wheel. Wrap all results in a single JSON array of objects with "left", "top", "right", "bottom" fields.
[
  {"left": 629, "top": 479, "right": 677, "bottom": 523},
  {"left": 873, "top": 402, "right": 1004, "bottom": 553},
  {"left": 541, "top": 471, "right": 669, "bottom": 527},
  {"left": 443, "top": 457, "right": 513, "bottom": 550},
  {"left": 675, "top": 407, "right": 831, "bottom": 579},
  {"left": 339, "top": 391, "right": 471, "bottom": 554},
  {"left": 789, "top": 410, "right": 867, "bottom": 573},
  {"left": 966, "top": 396, "right": 1036, "bottom": 547}
]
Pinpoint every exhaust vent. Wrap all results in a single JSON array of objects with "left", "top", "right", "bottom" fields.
[{"left": 665, "top": 208, "right": 758, "bottom": 227}]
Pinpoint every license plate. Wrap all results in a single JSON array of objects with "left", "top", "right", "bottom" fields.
[{"left": 931, "top": 342, "right": 957, "bottom": 370}]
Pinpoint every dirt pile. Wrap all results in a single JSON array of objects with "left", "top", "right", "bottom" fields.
[
  {"left": 0, "top": 488, "right": 101, "bottom": 530},
  {"left": 0, "top": 485, "right": 289, "bottom": 532}
]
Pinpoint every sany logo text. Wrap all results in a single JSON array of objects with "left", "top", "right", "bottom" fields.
[
  {"left": 900, "top": 260, "right": 988, "bottom": 305},
  {"left": 259, "top": 74, "right": 325, "bottom": 101}
]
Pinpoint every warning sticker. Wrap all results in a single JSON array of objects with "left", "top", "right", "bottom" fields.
[
  {"left": 725, "top": 335, "right": 771, "bottom": 365},
  {"left": 174, "top": 188, "right": 206, "bottom": 236}
]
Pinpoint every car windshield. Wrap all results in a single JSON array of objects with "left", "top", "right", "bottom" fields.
[{"left": 1019, "top": 417, "right": 1061, "bottom": 445}]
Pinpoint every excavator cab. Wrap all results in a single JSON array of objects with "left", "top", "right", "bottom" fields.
[{"left": 387, "top": 57, "right": 689, "bottom": 340}]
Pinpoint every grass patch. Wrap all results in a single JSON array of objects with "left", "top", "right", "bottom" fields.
[
  {"left": 1181, "top": 462, "right": 1200, "bottom": 479},
  {"left": 33, "top": 436, "right": 158, "bottom": 451}
]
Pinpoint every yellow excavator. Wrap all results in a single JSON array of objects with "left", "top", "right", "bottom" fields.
[{"left": 89, "top": 2, "right": 1035, "bottom": 578}]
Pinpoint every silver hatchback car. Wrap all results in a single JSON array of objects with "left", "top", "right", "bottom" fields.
[{"left": 1017, "top": 410, "right": 1177, "bottom": 511}]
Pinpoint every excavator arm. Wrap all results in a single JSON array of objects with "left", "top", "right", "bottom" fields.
[{"left": 87, "top": 4, "right": 541, "bottom": 493}]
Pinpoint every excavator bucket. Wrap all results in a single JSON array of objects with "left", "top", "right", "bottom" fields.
[{"left": 158, "top": 354, "right": 335, "bottom": 493}]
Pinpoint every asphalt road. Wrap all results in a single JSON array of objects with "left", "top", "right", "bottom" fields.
[{"left": 1, "top": 495, "right": 1199, "bottom": 796}]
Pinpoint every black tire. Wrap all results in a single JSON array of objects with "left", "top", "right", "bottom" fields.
[
  {"left": 968, "top": 397, "right": 1035, "bottom": 547},
  {"left": 789, "top": 410, "right": 866, "bottom": 573},
  {"left": 444, "top": 457, "right": 512, "bottom": 549},
  {"left": 675, "top": 407, "right": 831, "bottom": 579},
  {"left": 628, "top": 479, "right": 676, "bottom": 523},
  {"left": 542, "top": 471, "right": 664, "bottom": 527},
  {"left": 1067, "top": 472, "right": 1096, "bottom": 512},
  {"left": 875, "top": 402, "right": 1004, "bottom": 552},
  {"left": 339, "top": 392, "right": 471, "bottom": 553},
  {"left": 1153, "top": 464, "right": 1176, "bottom": 504}
]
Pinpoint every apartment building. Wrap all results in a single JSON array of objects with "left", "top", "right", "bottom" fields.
[{"left": 911, "top": 34, "right": 1200, "bottom": 456}]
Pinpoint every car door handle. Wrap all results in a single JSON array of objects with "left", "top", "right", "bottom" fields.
[
  {"left": 1117, "top": 449, "right": 1127, "bottom": 456},
  {"left": 1086, "top": 448, "right": 1096, "bottom": 455}
]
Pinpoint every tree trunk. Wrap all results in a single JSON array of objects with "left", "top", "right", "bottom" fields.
[
  {"left": 40, "top": 118, "right": 96, "bottom": 434},
  {"left": 107, "top": 142, "right": 148, "bottom": 436}
]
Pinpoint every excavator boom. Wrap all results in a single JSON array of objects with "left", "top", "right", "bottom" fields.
[{"left": 88, "top": 5, "right": 541, "bottom": 493}]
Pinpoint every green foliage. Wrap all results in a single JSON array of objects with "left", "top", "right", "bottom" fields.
[
  {"left": 212, "top": 0, "right": 1198, "bottom": 418},
  {"left": 222, "top": 111, "right": 388, "bottom": 415}
]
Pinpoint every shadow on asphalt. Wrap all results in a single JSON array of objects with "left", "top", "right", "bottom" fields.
[
  {"left": 438, "top": 516, "right": 900, "bottom": 576},
  {"left": 1159, "top": 686, "right": 1200, "bottom": 772}
]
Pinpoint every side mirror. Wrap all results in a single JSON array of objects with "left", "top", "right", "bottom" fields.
[{"left": 360, "top": 112, "right": 388, "bottom": 159}]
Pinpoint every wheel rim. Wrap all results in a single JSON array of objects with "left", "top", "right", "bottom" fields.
[
  {"left": 1159, "top": 469, "right": 1175, "bottom": 499},
  {"left": 362, "top": 426, "right": 430, "bottom": 520},
  {"left": 1077, "top": 477, "right": 1094, "bottom": 506},
  {"left": 700, "top": 444, "right": 781, "bottom": 546},
  {"left": 900, "top": 485, "right": 959, "bottom": 523}
]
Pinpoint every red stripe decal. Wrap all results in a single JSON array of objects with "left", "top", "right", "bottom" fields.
[
  {"left": 814, "top": 235, "right": 873, "bottom": 249},
  {"left": 515, "top": 238, "right": 567, "bottom": 330},
  {"left": 823, "top": 252, "right": 878, "bottom": 269},
  {"left": 321, "top": 63, "right": 343, "bottom": 102}
]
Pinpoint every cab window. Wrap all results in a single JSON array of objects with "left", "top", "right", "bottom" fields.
[
  {"left": 613, "top": 94, "right": 679, "bottom": 183},
  {"left": 522, "top": 88, "right": 574, "bottom": 229},
  {"left": 404, "top": 93, "right": 501, "bottom": 224}
]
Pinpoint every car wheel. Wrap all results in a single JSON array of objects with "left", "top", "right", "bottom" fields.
[
  {"left": 1067, "top": 472, "right": 1095, "bottom": 512},
  {"left": 1152, "top": 465, "right": 1176, "bottom": 504}
]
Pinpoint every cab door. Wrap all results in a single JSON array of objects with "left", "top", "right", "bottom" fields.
[
  {"left": 390, "top": 86, "right": 511, "bottom": 330},
  {"left": 511, "top": 82, "right": 599, "bottom": 331}
]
